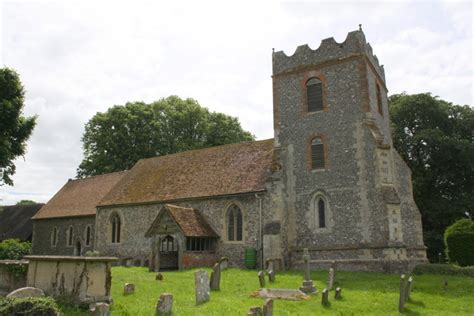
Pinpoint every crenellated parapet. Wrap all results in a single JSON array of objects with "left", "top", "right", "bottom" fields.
[{"left": 272, "top": 28, "right": 385, "bottom": 82}]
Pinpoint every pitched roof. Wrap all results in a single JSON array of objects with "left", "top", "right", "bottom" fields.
[
  {"left": 0, "top": 204, "right": 44, "bottom": 241},
  {"left": 33, "top": 171, "right": 128, "bottom": 219},
  {"left": 99, "top": 139, "right": 274, "bottom": 206},
  {"left": 146, "top": 204, "right": 218, "bottom": 238}
]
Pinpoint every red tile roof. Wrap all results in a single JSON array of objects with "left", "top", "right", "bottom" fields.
[
  {"left": 146, "top": 204, "right": 218, "bottom": 237},
  {"left": 99, "top": 139, "right": 274, "bottom": 206},
  {"left": 33, "top": 171, "right": 128, "bottom": 219}
]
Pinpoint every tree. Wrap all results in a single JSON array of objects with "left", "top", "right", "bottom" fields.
[
  {"left": 389, "top": 93, "right": 474, "bottom": 262},
  {"left": 15, "top": 200, "right": 37, "bottom": 205},
  {"left": 444, "top": 218, "right": 474, "bottom": 267},
  {"left": 77, "top": 96, "right": 254, "bottom": 177},
  {"left": 0, "top": 68, "right": 37, "bottom": 186}
]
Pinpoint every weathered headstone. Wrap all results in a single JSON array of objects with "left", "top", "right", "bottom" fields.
[
  {"left": 258, "top": 271, "right": 266, "bottom": 287},
  {"left": 330, "top": 260, "right": 336, "bottom": 271},
  {"left": 405, "top": 276, "right": 413, "bottom": 302},
  {"left": 220, "top": 257, "right": 229, "bottom": 270},
  {"left": 89, "top": 302, "right": 110, "bottom": 316},
  {"left": 156, "top": 273, "right": 163, "bottom": 281},
  {"left": 263, "top": 298, "right": 273, "bottom": 316},
  {"left": 334, "top": 287, "right": 342, "bottom": 300},
  {"left": 6, "top": 287, "right": 44, "bottom": 298},
  {"left": 267, "top": 259, "right": 274, "bottom": 273},
  {"left": 321, "top": 288, "right": 329, "bottom": 306},
  {"left": 268, "top": 269, "right": 275, "bottom": 283},
  {"left": 195, "top": 270, "right": 210, "bottom": 305},
  {"left": 299, "top": 248, "right": 316, "bottom": 294},
  {"left": 327, "top": 268, "right": 335, "bottom": 290},
  {"left": 124, "top": 283, "right": 135, "bottom": 295},
  {"left": 210, "top": 262, "right": 221, "bottom": 290},
  {"left": 155, "top": 293, "right": 173, "bottom": 316},
  {"left": 247, "top": 306, "right": 262, "bottom": 316},
  {"left": 398, "top": 274, "right": 407, "bottom": 313}
]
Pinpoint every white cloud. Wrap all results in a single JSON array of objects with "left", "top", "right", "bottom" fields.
[{"left": 0, "top": 0, "right": 472, "bottom": 205}]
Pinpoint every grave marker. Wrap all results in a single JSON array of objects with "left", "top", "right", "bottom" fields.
[
  {"left": 334, "top": 287, "right": 342, "bottom": 300},
  {"left": 155, "top": 293, "right": 173, "bottom": 316},
  {"left": 268, "top": 269, "right": 275, "bottom": 283},
  {"left": 327, "top": 268, "right": 335, "bottom": 290},
  {"left": 123, "top": 283, "right": 135, "bottom": 295},
  {"left": 210, "top": 262, "right": 221, "bottom": 290},
  {"left": 405, "top": 276, "right": 413, "bottom": 302},
  {"left": 195, "top": 270, "right": 210, "bottom": 305},
  {"left": 263, "top": 298, "right": 273, "bottom": 316},
  {"left": 299, "top": 248, "right": 316, "bottom": 294},
  {"left": 258, "top": 271, "right": 266, "bottom": 288},
  {"left": 398, "top": 274, "right": 407, "bottom": 313},
  {"left": 89, "top": 302, "right": 110, "bottom": 316},
  {"left": 321, "top": 288, "right": 329, "bottom": 306},
  {"left": 247, "top": 306, "right": 262, "bottom": 316}
]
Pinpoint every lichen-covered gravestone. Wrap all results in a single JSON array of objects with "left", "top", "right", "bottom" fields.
[
  {"left": 195, "top": 270, "right": 210, "bottom": 305},
  {"left": 124, "top": 283, "right": 135, "bottom": 295},
  {"left": 334, "top": 287, "right": 342, "bottom": 299},
  {"left": 258, "top": 271, "right": 266, "bottom": 288},
  {"left": 89, "top": 302, "right": 110, "bottom": 316},
  {"left": 405, "top": 276, "right": 413, "bottom": 302},
  {"left": 398, "top": 274, "right": 407, "bottom": 313},
  {"left": 299, "top": 248, "right": 316, "bottom": 294},
  {"left": 248, "top": 306, "right": 262, "bottom": 316},
  {"left": 327, "top": 268, "right": 335, "bottom": 290},
  {"left": 155, "top": 293, "right": 173, "bottom": 316},
  {"left": 263, "top": 298, "right": 273, "bottom": 316},
  {"left": 210, "top": 262, "right": 221, "bottom": 290},
  {"left": 268, "top": 270, "right": 275, "bottom": 283},
  {"left": 220, "top": 257, "right": 229, "bottom": 270}
]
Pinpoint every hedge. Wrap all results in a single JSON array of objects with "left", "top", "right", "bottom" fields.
[
  {"left": 413, "top": 263, "right": 474, "bottom": 277},
  {"left": 0, "top": 297, "right": 60, "bottom": 316},
  {"left": 444, "top": 218, "right": 474, "bottom": 267}
]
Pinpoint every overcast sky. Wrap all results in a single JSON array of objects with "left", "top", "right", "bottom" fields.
[{"left": 0, "top": 0, "right": 472, "bottom": 205}]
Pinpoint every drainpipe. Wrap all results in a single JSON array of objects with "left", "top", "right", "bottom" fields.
[{"left": 255, "top": 193, "right": 263, "bottom": 270}]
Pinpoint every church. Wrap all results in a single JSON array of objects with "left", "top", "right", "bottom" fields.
[{"left": 31, "top": 28, "right": 427, "bottom": 272}]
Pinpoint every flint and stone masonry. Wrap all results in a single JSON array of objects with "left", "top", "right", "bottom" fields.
[{"left": 32, "top": 28, "right": 427, "bottom": 273}]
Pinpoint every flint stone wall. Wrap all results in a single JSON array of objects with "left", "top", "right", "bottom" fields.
[
  {"left": 24, "top": 255, "right": 116, "bottom": 304},
  {"left": 0, "top": 260, "right": 28, "bottom": 295}
]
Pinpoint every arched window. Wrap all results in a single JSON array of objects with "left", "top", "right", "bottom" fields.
[
  {"left": 67, "top": 226, "right": 74, "bottom": 246},
  {"left": 111, "top": 213, "right": 121, "bottom": 244},
  {"left": 85, "top": 225, "right": 91, "bottom": 246},
  {"left": 227, "top": 204, "right": 243, "bottom": 241},
  {"left": 306, "top": 77, "right": 323, "bottom": 112},
  {"left": 318, "top": 198, "right": 326, "bottom": 228},
  {"left": 51, "top": 227, "right": 58, "bottom": 247},
  {"left": 311, "top": 137, "right": 325, "bottom": 169},
  {"left": 376, "top": 83, "right": 383, "bottom": 115}
]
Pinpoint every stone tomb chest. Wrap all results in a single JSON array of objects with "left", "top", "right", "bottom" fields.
[{"left": 146, "top": 204, "right": 219, "bottom": 271}]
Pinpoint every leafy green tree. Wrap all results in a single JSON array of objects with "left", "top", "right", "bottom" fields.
[
  {"left": 389, "top": 93, "right": 474, "bottom": 261},
  {"left": 15, "top": 200, "right": 37, "bottom": 205},
  {"left": 0, "top": 239, "right": 31, "bottom": 260},
  {"left": 444, "top": 218, "right": 474, "bottom": 267},
  {"left": 77, "top": 96, "right": 254, "bottom": 177},
  {"left": 0, "top": 68, "right": 37, "bottom": 186}
]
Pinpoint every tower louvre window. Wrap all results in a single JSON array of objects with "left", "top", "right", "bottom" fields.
[
  {"left": 376, "top": 83, "right": 383, "bottom": 115},
  {"left": 311, "top": 138, "right": 325, "bottom": 169},
  {"left": 306, "top": 77, "right": 323, "bottom": 112}
]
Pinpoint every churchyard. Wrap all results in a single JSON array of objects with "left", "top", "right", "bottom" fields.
[{"left": 59, "top": 266, "right": 474, "bottom": 315}]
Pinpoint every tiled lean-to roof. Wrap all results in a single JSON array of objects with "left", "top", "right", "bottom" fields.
[
  {"left": 33, "top": 171, "right": 128, "bottom": 219},
  {"left": 146, "top": 204, "right": 218, "bottom": 238},
  {"left": 99, "top": 139, "right": 274, "bottom": 206}
]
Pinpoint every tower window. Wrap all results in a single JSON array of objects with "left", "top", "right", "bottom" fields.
[
  {"left": 227, "top": 204, "right": 243, "bottom": 241},
  {"left": 311, "top": 138, "right": 325, "bottom": 169},
  {"left": 85, "top": 225, "right": 91, "bottom": 246},
  {"left": 51, "top": 227, "right": 58, "bottom": 247},
  {"left": 67, "top": 226, "right": 74, "bottom": 247},
  {"left": 318, "top": 199, "right": 326, "bottom": 228},
  {"left": 376, "top": 83, "right": 383, "bottom": 116},
  {"left": 306, "top": 77, "right": 323, "bottom": 112},
  {"left": 111, "top": 213, "right": 121, "bottom": 244}
]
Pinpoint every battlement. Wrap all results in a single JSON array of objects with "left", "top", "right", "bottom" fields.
[{"left": 272, "top": 28, "right": 385, "bottom": 82}]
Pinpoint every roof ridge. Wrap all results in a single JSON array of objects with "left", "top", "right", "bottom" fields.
[{"left": 71, "top": 170, "right": 129, "bottom": 182}]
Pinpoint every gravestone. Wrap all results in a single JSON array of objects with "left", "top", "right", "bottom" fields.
[
  {"left": 405, "top": 276, "right": 413, "bottom": 302},
  {"left": 327, "top": 268, "right": 335, "bottom": 290},
  {"left": 210, "top": 262, "right": 221, "bottom": 290},
  {"left": 263, "top": 298, "right": 273, "bottom": 316},
  {"left": 155, "top": 293, "right": 173, "bottom": 316},
  {"left": 321, "top": 288, "right": 329, "bottom": 306},
  {"left": 299, "top": 248, "right": 316, "bottom": 294},
  {"left": 258, "top": 271, "right": 266, "bottom": 287},
  {"left": 6, "top": 287, "right": 44, "bottom": 299},
  {"left": 248, "top": 306, "right": 262, "bottom": 316},
  {"left": 156, "top": 273, "right": 163, "bottom": 281},
  {"left": 195, "top": 270, "right": 210, "bottom": 305},
  {"left": 268, "top": 269, "right": 275, "bottom": 283},
  {"left": 123, "top": 283, "right": 135, "bottom": 295},
  {"left": 398, "top": 274, "right": 407, "bottom": 313},
  {"left": 267, "top": 259, "right": 274, "bottom": 273},
  {"left": 89, "top": 302, "right": 110, "bottom": 316},
  {"left": 334, "top": 287, "right": 342, "bottom": 300},
  {"left": 330, "top": 260, "right": 336, "bottom": 271},
  {"left": 220, "top": 257, "right": 229, "bottom": 270}
]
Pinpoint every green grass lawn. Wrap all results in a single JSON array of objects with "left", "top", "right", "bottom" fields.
[{"left": 61, "top": 267, "right": 474, "bottom": 315}]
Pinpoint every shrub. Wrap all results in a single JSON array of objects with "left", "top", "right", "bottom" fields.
[
  {"left": 413, "top": 263, "right": 474, "bottom": 277},
  {"left": 444, "top": 218, "right": 474, "bottom": 267},
  {"left": 84, "top": 250, "right": 100, "bottom": 257},
  {"left": 0, "top": 297, "right": 60, "bottom": 316},
  {"left": 0, "top": 239, "right": 31, "bottom": 260}
]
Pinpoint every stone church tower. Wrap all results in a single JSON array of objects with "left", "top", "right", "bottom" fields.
[{"left": 272, "top": 28, "right": 427, "bottom": 270}]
